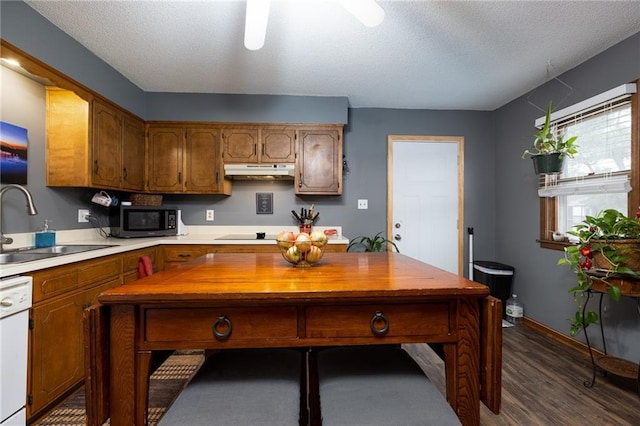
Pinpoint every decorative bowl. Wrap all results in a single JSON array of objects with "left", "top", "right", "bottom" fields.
[{"left": 276, "top": 230, "right": 328, "bottom": 267}]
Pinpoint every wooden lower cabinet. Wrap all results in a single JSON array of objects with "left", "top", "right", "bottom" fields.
[
  {"left": 123, "top": 247, "right": 157, "bottom": 283},
  {"left": 26, "top": 255, "right": 123, "bottom": 422}
]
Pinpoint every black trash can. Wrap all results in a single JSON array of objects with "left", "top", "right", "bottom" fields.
[{"left": 473, "top": 261, "right": 515, "bottom": 319}]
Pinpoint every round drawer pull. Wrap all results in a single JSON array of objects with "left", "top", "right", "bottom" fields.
[
  {"left": 370, "top": 311, "right": 389, "bottom": 336},
  {"left": 212, "top": 315, "right": 232, "bottom": 340}
]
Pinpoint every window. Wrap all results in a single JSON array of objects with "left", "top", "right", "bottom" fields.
[{"left": 539, "top": 80, "right": 639, "bottom": 248}]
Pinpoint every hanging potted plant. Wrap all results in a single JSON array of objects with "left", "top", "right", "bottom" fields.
[
  {"left": 558, "top": 209, "right": 640, "bottom": 336},
  {"left": 521, "top": 101, "right": 578, "bottom": 174}
]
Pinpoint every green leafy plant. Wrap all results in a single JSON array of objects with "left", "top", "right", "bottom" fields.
[
  {"left": 521, "top": 101, "right": 578, "bottom": 159},
  {"left": 558, "top": 209, "right": 640, "bottom": 336},
  {"left": 347, "top": 232, "right": 399, "bottom": 253}
]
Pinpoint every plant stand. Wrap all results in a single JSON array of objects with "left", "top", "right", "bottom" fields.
[{"left": 582, "top": 274, "right": 640, "bottom": 396}]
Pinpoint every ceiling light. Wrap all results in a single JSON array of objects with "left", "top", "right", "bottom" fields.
[
  {"left": 244, "top": 0, "right": 271, "bottom": 50},
  {"left": 243, "top": 0, "right": 384, "bottom": 51},
  {"left": 338, "top": 0, "right": 385, "bottom": 27}
]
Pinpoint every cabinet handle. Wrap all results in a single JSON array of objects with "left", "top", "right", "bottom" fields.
[
  {"left": 178, "top": 172, "right": 182, "bottom": 183},
  {"left": 298, "top": 172, "right": 302, "bottom": 188},
  {"left": 370, "top": 311, "right": 389, "bottom": 336},
  {"left": 94, "top": 160, "right": 99, "bottom": 174},
  {"left": 253, "top": 144, "right": 257, "bottom": 156},
  {"left": 123, "top": 167, "right": 128, "bottom": 180},
  {"left": 212, "top": 315, "right": 232, "bottom": 340}
]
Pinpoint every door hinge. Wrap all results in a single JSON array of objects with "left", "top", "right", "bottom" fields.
[
  {"left": 29, "top": 317, "right": 34, "bottom": 330},
  {"left": 28, "top": 393, "right": 33, "bottom": 405}
]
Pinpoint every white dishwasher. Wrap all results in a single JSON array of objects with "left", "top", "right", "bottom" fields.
[{"left": 0, "top": 276, "right": 33, "bottom": 426}]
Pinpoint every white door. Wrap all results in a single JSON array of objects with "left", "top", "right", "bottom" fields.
[{"left": 387, "top": 136, "right": 464, "bottom": 275}]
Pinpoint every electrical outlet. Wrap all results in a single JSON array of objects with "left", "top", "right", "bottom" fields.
[
  {"left": 357, "top": 199, "right": 368, "bottom": 210},
  {"left": 206, "top": 209, "right": 214, "bottom": 221},
  {"left": 78, "top": 209, "right": 90, "bottom": 223}
]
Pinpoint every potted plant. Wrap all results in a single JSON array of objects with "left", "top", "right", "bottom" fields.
[
  {"left": 347, "top": 232, "right": 399, "bottom": 252},
  {"left": 521, "top": 101, "right": 578, "bottom": 174},
  {"left": 558, "top": 209, "right": 640, "bottom": 336}
]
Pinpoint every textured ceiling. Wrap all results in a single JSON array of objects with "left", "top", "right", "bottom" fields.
[{"left": 24, "top": 0, "right": 640, "bottom": 110}]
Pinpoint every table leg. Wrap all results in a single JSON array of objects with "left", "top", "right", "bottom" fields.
[
  {"left": 109, "top": 305, "right": 137, "bottom": 425},
  {"left": 443, "top": 298, "right": 481, "bottom": 426}
]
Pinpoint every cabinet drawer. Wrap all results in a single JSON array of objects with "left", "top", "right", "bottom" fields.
[
  {"left": 144, "top": 307, "right": 298, "bottom": 343},
  {"left": 77, "top": 256, "right": 122, "bottom": 287},
  {"left": 31, "top": 255, "right": 122, "bottom": 302},
  {"left": 305, "top": 304, "right": 451, "bottom": 339},
  {"left": 123, "top": 248, "right": 157, "bottom": 283},
  {"left": 123, "top": 248, "right": 156, "bottom": 272},
  {"left": 161, "top": 246, "right": 207, "bottom": 262}
]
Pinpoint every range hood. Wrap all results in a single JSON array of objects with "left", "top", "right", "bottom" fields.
[{"left": 223, "top": 164, "right": 295, "bottom": 180}]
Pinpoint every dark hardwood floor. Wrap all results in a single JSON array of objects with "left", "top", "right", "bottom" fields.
[{"left": 404, "top": 324, "right": 640, "bottom": 425}]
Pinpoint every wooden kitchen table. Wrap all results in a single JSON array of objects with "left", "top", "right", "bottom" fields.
[{"left": 98, "top": 252, "right": 493, "bottom": 426}]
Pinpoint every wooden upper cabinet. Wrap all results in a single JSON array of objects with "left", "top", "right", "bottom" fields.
[
  {"left": 222, "top": 128, "right": 259, "bottom": 163},
  {"left": 92, "top": 100, "right": 145, "bottom": 191},
  {"left": 92, "top": 101, "right": 122, "bottom": 188},
  {"left": 46, "top": 89, "right": 144, "bottom": 191},
  {"left": 296, "top": 126, "right": 343, "bottom": 195},
  {"left": 185, "top": 128, "right": 230, "bottom": 194},
  {"left": 46, "top": 88, "right": 91, "bottom": 187},
  {"left": 146, "top": 126, "right": 184, "bottom": 192},
  {"left": 146, "top": 125, "right": 231, "bottom": 194},
  {"left": 262, "top": 127, "right": 296, "bottom": 163},
  {"left": 121, "top": 116, "right": 145, "bottom": 191},
  {"left": 222, "top": 126, "right": 295, "bottom": 164},
  {"left": 46, "top": 89, "right": 341, "bottom": 196}
]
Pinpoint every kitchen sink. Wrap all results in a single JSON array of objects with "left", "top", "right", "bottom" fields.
[
  {"left": 0, "top": 244, "right": 117, "bottom": 265},
  {"left": 21, "top": 244, "right": 116, "bottom": 255},
  {"left": 0, "top": 252, "right": 55, "bottom": 264}
]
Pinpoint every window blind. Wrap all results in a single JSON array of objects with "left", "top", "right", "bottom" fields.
[{"left": 537, "top": 91, "right": 633, "bottom": 198}]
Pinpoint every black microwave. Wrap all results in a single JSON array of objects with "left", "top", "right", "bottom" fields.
[{"left": 110, "top": 205, "right": 178, "bottom": 238}]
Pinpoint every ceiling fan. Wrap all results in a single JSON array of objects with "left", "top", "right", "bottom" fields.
[{"left": 244, "top": 0, "right": 385, "bottom": 50}]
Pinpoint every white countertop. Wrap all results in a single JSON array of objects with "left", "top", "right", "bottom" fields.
[{"left": 0, "top": 225, "right": 347, "bottom": 278}]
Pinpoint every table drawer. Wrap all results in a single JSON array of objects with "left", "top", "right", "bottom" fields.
[
  {"left": 305, "top": 304, "right": 451, "bottom": 339},
  {"left": 144, "top": 307, "right": 298, "bottom": 343}
]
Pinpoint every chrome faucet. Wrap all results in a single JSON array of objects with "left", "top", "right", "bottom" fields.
[{"left": 0, "top": 184, "right": 38, "bottom": 252}]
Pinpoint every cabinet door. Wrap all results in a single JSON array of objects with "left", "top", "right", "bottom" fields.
[
  {"left": 262, "top": 128, "right": 296, "bottom": 163},
  {"left": 28, "top": 291, "right": 86, "bottom": 417},
  {"left": 222, "top": 128, "right": 259, "bottom": 163},
  {"left": 121, "top": 115, "right": 145, "bottom": 191},
  {"left": 147, "top": 127, "right": 184, "bottom": 192},
  {"left": 185, "top": 128, "right": 221, "bottom": 193},
  {"left": 92, "top": 100, "right": 122, "bottom": 189},
  {"left": 296, "top": 128, "right": 343, "bottom": 195},
  {"left": 45, "top": 88, "right": 91, "bottom": 187}
]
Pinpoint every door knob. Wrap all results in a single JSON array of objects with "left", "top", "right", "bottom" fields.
[
  {"left": 394, "top": 234, "right": 401, "bottom": 241},
  {"left": 395, "top": 223, "right": 401, "bottom": 228}
]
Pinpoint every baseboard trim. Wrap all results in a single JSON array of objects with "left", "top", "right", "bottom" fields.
[{"left": 522, "top": 316, "right": 605, "bottom": 359}]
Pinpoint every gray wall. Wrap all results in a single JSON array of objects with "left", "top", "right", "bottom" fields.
[
  {"left": 2, "top": 1, "right": 640, "bottom": 360},
  {"left": 146, "top": 92, "right": 348, "bottom": 124},
  {"left": 495, "top": 32, "right": 640, "bottom": 360}
]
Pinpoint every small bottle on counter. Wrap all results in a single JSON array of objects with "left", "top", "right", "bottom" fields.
[
  {"left": 35, "top": 219, "right": 56, "bottom": 248},
  {"left": 505, "top": 294, "right": 524, "bottom": 324}
]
